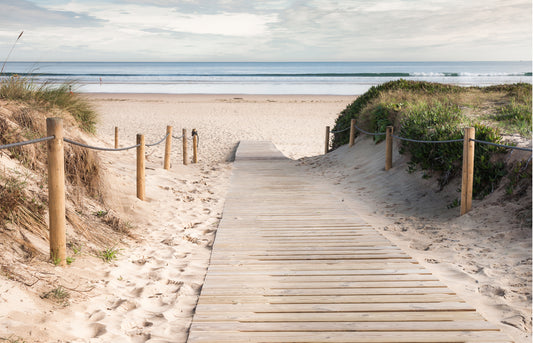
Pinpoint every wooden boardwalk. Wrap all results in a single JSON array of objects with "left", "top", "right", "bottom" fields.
[{"left": 188, "top": 141, "right": 511, "bottom": 342}]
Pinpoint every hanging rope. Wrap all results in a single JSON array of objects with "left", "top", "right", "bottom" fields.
[{"left": 0, "top": 136, "right": 54, "bottom": 150}]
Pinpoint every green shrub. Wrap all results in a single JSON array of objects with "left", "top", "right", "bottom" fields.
[
  {"left": 331, "top": 79, "right": 465, "bottom": 148},
  {"left": 330, "top": 81, "right": 519, "bottom": 198},
  {"left": 398, "top": 101, "right": 464, "bottom": 184}
]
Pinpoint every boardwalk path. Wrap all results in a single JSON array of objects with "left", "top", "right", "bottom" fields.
[{"left": 188, "top": 141, "right": 511, "bottom": 342}]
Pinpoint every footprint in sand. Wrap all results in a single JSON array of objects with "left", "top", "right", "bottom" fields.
[
  {"left": 109, "top": 298, "right": 137, "bottom": 312},
  {"left": 90, "top": 323, "right": 107, "bottom": 337},
  {"left": 202, "top": 228, "right": 216, "bottom": 235},
  {"left": 88, "top": 309, "right": 106, "bottom": 322},
  {"left": 130, "top": 287, "right": 143, "bottom": 297}
]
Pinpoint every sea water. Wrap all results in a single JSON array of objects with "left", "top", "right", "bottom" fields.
[{"left": 1, "top": 61, "right": 531, "bottom": 95}]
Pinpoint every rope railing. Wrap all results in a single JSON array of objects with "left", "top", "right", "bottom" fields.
[
  {"left": 0, "top": 136, "right": 54, "bottom": 150},
  {"left": 0, "top": 118, "right": 201, "bottom": 267},
  {"left": 353, "top": 123, "right": 386, "bottom": 137},
  {"left": 331, "top": 122, "right": 533, "bottom": 149},
  {"left": 470, "top": 139, "right": 533, "bottom": 152},
  {"left": 145, "top": 132, "right": 170, "bottom": 147},
  {"left": 325, "top": 119, "right": 532, "bottom": 217},
  {"left": 63, "top": 138, "right": 141, "bottom": 151},
  {"left": 393, "top": 135, "right": 463, "bottom": 144},
  {"left": 330, "top": 127, "right": 350, "bottom": 134}
]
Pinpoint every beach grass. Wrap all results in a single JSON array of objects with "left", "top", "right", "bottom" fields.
[
  {"left": 0, "top": 75, "right": 97, "bottom": 133},
  {"left": 331, "top": 80, "right": 531, "bottom": 198}
]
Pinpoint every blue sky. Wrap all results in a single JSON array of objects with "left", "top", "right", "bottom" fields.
[{"left": 0, "top": 0, "right": 531, "bottom": 61}]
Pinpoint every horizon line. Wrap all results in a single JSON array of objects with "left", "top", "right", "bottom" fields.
[{"left": 4, "top": 60, "right": 532, "bottom": 63}]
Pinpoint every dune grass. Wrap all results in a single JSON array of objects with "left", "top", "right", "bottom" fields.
[
  {"left": 0, "top": 75, "right": 97, "bottom": 133},
  {"left": 331, "top": 80, "right": 531, "bottom": 198}
]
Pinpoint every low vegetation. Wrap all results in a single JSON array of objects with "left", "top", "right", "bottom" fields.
[
  {"left": 98, "top": 246, "right": 120, "bottom": 262},
  {"left": 40, "top": 285, "right": 70, "bottom": 306},
  {"left": 331, "top": 80, "right": 532, "bottom": 198},
  {"left": 0, "top": 75, "right": 97, "bottom": 133}
]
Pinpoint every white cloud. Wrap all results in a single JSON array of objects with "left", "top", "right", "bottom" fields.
[
  {"left": 0, "top": 0, "right": 530, "bottom": 61},
  {"left": 46, "top": 2, "right": 277, "bottom": 37}
]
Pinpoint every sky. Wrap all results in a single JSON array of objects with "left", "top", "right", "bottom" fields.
[{"left": 0, "top": 0, "right": 531, "bottom": 62}]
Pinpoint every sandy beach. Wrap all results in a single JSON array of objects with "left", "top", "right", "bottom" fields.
[{"left": 0, "top": 93, "right": 530, "bottom": 343}]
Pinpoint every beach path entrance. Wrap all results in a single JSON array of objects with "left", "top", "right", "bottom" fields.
[{"left": 187, "top": 141, "right": 511, "bottom": 342}]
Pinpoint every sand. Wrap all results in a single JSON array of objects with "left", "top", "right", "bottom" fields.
[{"left": 0, "top": 93, "right": 530, "bottom": 343}]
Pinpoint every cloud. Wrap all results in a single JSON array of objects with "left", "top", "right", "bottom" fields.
[
  {"left": 261, "top": 0, "right": 531, "bottom": 60},
  {"left": 0, "top": 0, "right": 104, "bottom": 29},
  {"left": 45, "top": 2, "right": 277, "bottom": 37},
  {"left": 0, "top": 0, "right": 530, "bottom": 61}
]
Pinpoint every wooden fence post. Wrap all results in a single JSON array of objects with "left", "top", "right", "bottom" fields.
[
  {"left": 324, "top": 126, "right": 330, "bottom": 154},
  {"left": 136, "top": 134, "right": 145, "bottom": 200},
  {"left": 182, "top": 128, "right": 188, "bottom": 165},
  {"left": 349, "top": 119, "right": 356, "bottom": 147},
  {"left": 164, "top": 125, "right": 172, "bottom": 170},
  {"left": 114, "top": 126, "right": 118, "bottom": 149},
  {"left": 192, "top": 129, "right": 198, "bottom": 164},
  {"left": 460, "top": 127, "right": 475, "bottom": 215},
  {"left": 46, "top": 117, "right": 66, "bottom": 266},
  {"left": 385, "top": 126, "right": 394, "bottom": 171}
]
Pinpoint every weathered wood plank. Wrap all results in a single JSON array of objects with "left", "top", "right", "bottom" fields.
[
  {"left": 194, "top": 302, "right": 475, "bottom": 313},
  {"left": 197, "top": 294, "right": 464, "bottom": 304},
  {"left": 191, "top": 311, "right": 484, "bottom": 322},
  {"left": 190, "top": 321, "right": 500, "bottom": 332},
  {"left": 199, "top": 287, "right": 455, "bottom": 296},
  {"left": 188, "top": 331, "right": 512, "bottom": 342}
]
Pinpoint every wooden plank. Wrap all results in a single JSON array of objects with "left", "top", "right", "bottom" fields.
[
  {"left": 203, "top": 275, "right": 440, "bottom": 282},
  {"left": 191, "top": 311, "right": 484, "bottom": 322},
  {"left": 201, "top": 281, "right": 448, "bottom": 289},
  {"left": 206, "top": 263, "right": 425, "bottom": 271},
  {"left": 188, "top": 331, "right": 512, "bottom": 342},
  {"left": 197, "top": 294, "right": 464, "bottom": 304},
  {"left": 208, "top": 259, "right": 419, "bottom": 265},
  {"left": 194, "top": 302, "right": 475, "bottom": 313},
  {"left": 207, "top": 268, "right": 430, "bottom": 275},
  {"left": 190, "top": 321, "right": 500, "bottom": 332},
  {"left": 199, "top": 287, "right": 455, "bottom": 296}
]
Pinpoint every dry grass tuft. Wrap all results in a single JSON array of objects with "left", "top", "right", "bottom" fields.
[{"left": 64, "top": 143, "right": 101, "bottom": 199}]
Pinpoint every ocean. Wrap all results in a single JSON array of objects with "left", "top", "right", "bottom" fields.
[{"left": 1, "top": 61, "right": 531, "bottom": 95}]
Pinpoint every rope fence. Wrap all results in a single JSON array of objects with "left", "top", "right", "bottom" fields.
[
  {"left": 0, "top": 136, "right": 54, "bottom": 149},
  {"left": 0, "top": 117, "right": 200, "bottom": 266},
  {"left": 145, "top": 132, "right": 170, "bottom": 147},
  {"left": 470, "top": 139, "right": 533, "bottom": 152},
  {"left": 330, "top": 120, "right": 533, "bottom": 150},
  {"left": 329, "top": 127, "right": 350, "bottom": 134},
  {"left": 325, "top": 118, "right": 532, "bottom": 217},
  {"left": 63, "top": 138, "right": 141, "bottom": 151},
  {"left": 392, "top": 135, "right": 463, "bottom": 144}
]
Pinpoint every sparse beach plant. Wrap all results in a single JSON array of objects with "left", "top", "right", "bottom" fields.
[
  {"left": 0, "top": 335, "right": 28, "bottom": 343},
  {"left": 0, "top": 31, "right": 23, "bottom": 74},
  {"left": 40, "top": 286, "right": 70, "bottom": 306},
  {"left": 67, "top": 242, "right": 82, "bottom": 255},
  {"left": 95, "top": 210, "right": 108, "bottom": 217},
  {"left": 98, "top": 246, "right": 120, "bottom": 262},
  {"left": 492, "top": 98, "right": 532, "bottom": 137},
  {"left": 51, "top": 252, "right": 61, "bottom": 266},
  {"left": 447, "top": 198, "right": 460, "bottom": 209}
]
